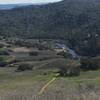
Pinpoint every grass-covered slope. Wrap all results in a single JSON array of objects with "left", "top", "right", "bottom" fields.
[{"left": 0, "top": 67, "right": 100, "bottom": 100}]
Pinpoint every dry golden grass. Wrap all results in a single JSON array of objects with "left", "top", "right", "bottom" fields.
[
  {"left": 0, "top": 82, "right": 100, "bottom": 100},
  {"left": 13, "top": 47, "right": 33, "bottom": 53}
]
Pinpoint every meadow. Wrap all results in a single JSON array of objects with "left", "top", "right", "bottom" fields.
[{"left": 0, "top": 67, "right": 100, "bottom": 100}]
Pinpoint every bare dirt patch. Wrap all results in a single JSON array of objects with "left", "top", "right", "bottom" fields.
[{"left": 13, "top": 47, "right": 34, "bottom": 53}]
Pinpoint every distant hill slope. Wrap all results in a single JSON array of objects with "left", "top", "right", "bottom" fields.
[
  {"left": 0, "top": 5, "right": 15, "bottom": 10},
  {"left": 0, "top": 0, "right": 100, "bottom": 56},
  {"left": 0, "top": 4, "right": 33, "bottom": 10}
]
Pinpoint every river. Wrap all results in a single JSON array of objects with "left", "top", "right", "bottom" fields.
[{"left": 56, "top": 43, "right": 80, "bottom": 60}]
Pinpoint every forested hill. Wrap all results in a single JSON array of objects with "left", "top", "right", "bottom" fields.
[
  {"left": 0, "top": 0, "right": 100, "bottom": 56},
  {"left": 0, "top": 0, "right": 100, "bottom": 38}
]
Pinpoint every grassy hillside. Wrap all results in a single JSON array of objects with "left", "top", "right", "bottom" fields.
[
  {"left": 0, "top": 67, "right": 100, "bottom": 100},
  {"left": 0, "top": 1, "right": 100, "bottom": 99},
  {"left": 0, "top": 40, "right": 100, "bottom": 100}
]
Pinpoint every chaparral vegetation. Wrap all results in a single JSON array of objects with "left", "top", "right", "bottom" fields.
[{"left": 0, "top": 0, "right": 100, "bottom": 100}]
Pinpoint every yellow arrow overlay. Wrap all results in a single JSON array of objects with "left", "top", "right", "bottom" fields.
[{"left": 39, "top": 73, "right": 60, "bottom": 95}]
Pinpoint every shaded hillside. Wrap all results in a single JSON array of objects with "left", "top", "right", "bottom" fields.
[
  {"left": 0, "top": 4, "right": 33, "bottom": 10},
  {"left": 0, "top": 0, "right": 100, "bottom": 56}
]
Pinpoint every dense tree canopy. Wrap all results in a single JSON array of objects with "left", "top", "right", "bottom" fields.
[{"left": 0, "top": 0, "right": 100, "bottom": 56}]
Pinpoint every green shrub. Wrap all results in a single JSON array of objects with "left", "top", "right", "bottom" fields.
[
  {"left": 0, "top": 43, "right": 4, "bottom": 48},
  {"left": 0, "top": 56, "right": 15, "bottom": 67},
  {"left": 57, "top": 51, "right": 69, "bottom": 58},
  {"left": 0, "top": 48, "right": 10, "bottom": 55},
  {"left": 59, "top": 66, "right": 80, "bottom": 77},
  {"left": 80, "top": 56, "right": 100, "bottom": 70},
  {"left": 0, "top": 56, "right": 7, "bottom": 67},
  {"left": 41, "top": 58, "right": 80, "bottom": 77},
  {"left": 29, "top": 51, "right": 39, "bottom": 56},
  {"left": 0, "top": 61, "right": 7, "bottom": 67},
  {"left": 0, "top": 50, "right": 10, "bottom": 55},
  {"left": 17, "top": 63, "right": 33, "bottom": 71},
  {"left": 38, "top": 44, "right": 49, "bottom": 50},
  {"left": 59, "top": 59, "right": 80, "bottom": 77}
]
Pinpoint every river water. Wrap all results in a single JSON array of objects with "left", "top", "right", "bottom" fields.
[{"left": 57, "top": 43, "right": 80, "bottom": 60}]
